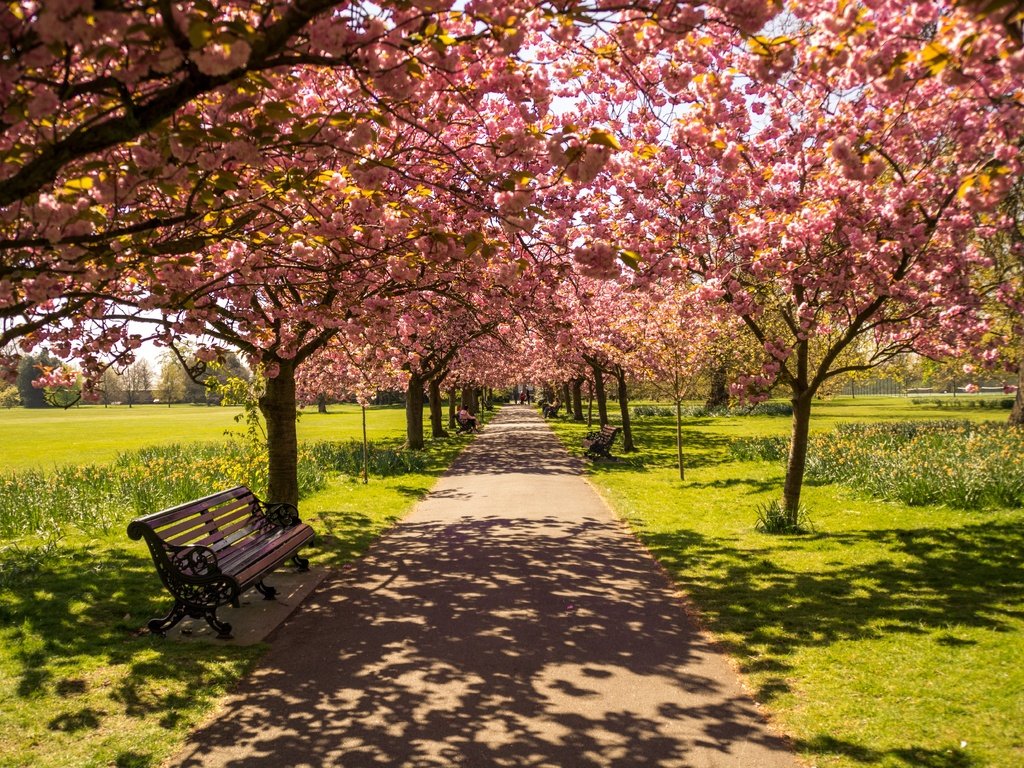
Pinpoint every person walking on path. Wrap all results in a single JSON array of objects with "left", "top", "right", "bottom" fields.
[{"left": 175, "top": 406, "right": 799, "bottom": 768}]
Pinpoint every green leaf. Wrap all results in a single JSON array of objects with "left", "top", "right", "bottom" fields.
[
  {"left": 227, "top": 98, "right": 258, "bottom": 114},
  {"left": 61, "top": 176, "right": 94, "bottom": 191},
  {"left": 618, "top": 250, "right": 640, "bottom": 270},
  {"left": 587, "top": 129, "right": 621, "bottom": 150},
  {"left": 263, "top": 101, "right": 292, "bottom": 123},
  {"left": 463, "top": 230, "right": 484, "bottom": 254},
  {"left": 212, "top": 171, "right": 239, "bottom": 191},
  {"left": 188, "top": 19, "right": 214, "bottom": 49}
]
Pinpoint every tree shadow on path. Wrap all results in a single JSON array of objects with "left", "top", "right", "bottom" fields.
[{"left": 175, "top": 511, "right": 797, "bottom": 767}]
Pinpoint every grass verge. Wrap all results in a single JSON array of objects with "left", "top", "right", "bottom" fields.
[{"left": 549, "top": 397, "right": 1024, "bottom": 768}]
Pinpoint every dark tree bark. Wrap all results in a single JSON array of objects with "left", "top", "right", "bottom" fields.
[
  {"left": 1010, "top": 362, "right": 1023, "bottom": 426},
  {"left": 782, "top": 392, "right": 814, "bottom": 513},
  {"left": 591, "top": 363, "right": 609, "bottom": 426},
  {"left": 428, "top": 378, "right": 447, "bottom": 438},
  {"left": 448, "top": 387, "right": 458, "bottom": 428},
  {"left": 705, "top": 363, "right": 730, "bottom": 409},
  {"left": 561, "top": 381, "right": 571, "bottom": 412},
  {"left": 675, "top": 399, "right": 685, "bottom": 480},
  {"left": 259, "top": 359, "right": 299, "bottom": 507},
  {"left": 405, "top": 373, "right": 425, "bottom": 450},
  {"left": 612, "top": 366, "right": 635, "bottom": 451},
  {"left": 317, "top": 392, "right": 327, "bottom": 413},
  {"left": 587, "top": 379, "right": 594, "bottom": 429},
  {"left": 571, "top": 378, "right": 584, "bottom": 421}
]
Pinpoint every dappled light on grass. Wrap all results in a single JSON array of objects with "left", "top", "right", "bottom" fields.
[{"left": 0, "top": 540, "right": 262, "bottom": 768}]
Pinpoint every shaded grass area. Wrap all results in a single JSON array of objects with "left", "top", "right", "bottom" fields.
[
  {"left": 550, "top": 397, "right": 1024, "bottom": 768},
  {"left": 0, "top": 407, "right": 477, "bottom": 768}
]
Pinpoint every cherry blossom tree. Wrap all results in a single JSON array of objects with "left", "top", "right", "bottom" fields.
[
  {"left": 557, "top": 0, "right": 1024, "bottom": 514},
  {"left": 613, "top": 285, "right": 729, "bottom": 479}
]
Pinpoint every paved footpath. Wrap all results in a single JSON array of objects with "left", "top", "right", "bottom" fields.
[{"left": 175, "top": 406, "right": 800, "bottom": 768}]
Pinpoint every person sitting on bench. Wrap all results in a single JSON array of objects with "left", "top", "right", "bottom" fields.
[{"left": 458, "top": 405, "right": 479, "bottom": 432}]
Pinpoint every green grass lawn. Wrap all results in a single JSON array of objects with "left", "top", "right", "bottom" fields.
[
  {"left": 0, "top": 402, "right": 415, "bottom": 471},
  {"left": 0, "top": 403, "right": 473, "bottom": 768},
  {"left": 551, "top": 396, "right": 1023, "bottom": 768}
]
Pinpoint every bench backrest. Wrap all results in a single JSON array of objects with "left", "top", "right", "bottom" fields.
[{"left": 127, "top": 486, "right": 264, "bottom": 554}]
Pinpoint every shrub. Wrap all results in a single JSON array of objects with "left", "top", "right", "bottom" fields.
[
  {"left": 0, "top": 438, "right": 424, "bottom": 539},
  {"left": 754, "top": 499, "right": 814, "bottom": 534},
  {"left": 305, "top": 440, "right": 426, "bottom": 476},
  {"left": 680, "top": 405, "right": 728, "bottom": 417},
  {"left": 746, "top": 402, "right": 794, "bottom": 416},
  {"left": 911, "top": 397, "right": 1014, "bottom": 409},
  {"left": 632, "top": 405, "right": 675, "bottom": 418},
  {"left": 729, "top": 436, "right": 790, "bottom": 462},
  {"left": 685, "top": 402, "right": 793, "bottom": 418},
  {"left": 804, "top": 421, "right": 1024, "bottom": 510}
]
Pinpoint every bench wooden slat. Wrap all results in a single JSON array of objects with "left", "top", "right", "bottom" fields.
[
  {"left": 158, "top": 499, "right": 256, "bottom": 546},
  {"left": 228, "top": 527, "right": 316, "bottom": 586},
  {"left": 133, "top": 487, "right": 253, "bottom": 529}
]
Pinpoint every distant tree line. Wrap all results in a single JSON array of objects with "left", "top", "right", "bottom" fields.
[{"left": 5, "top": 350, "right": 250, "bottom": 408}]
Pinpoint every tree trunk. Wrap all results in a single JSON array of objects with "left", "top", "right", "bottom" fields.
[
  {"left": 259, "top": 359, "right": 299, "bottom": 507},
  {"left": 705, "top": 363, "right": 729, "bottom": 409},
  {"left": 561, "top": 381, "right": 571, "bottom": 412},
  {"left": 782, "top": 392, "right": 813, "bottom": 513},
  {"left": 448, "top": 387, "right": 457, "bottom": 428},
  {"left": 587, "top": 380, "right": 594, "bottom": 429},
  {"left": 429, "top": 378, "right": 447, "bottom": 438},
  {"left": 592, "top": 364, "right": 609, "bottom": 426},
  {"left": 676, "top": 398, "right": 684, "bottom": 480},
  {"left": 317, "top": 392, "right": 327, "bottom": 414},
  {"left": 406, "top": 373, "right": 425, "bottom": 450},
  {"left": 614, "top": 367, "right": 635, "bottom": 451},
  {"left": 1010, "top": 363, "right": 1023, "bottom": 426},
  {"left": 361, "top": 405, "right": 369, "bottom": 485},
  {"left": 572, "top": 378, "right": 584, "bottom": 421}
]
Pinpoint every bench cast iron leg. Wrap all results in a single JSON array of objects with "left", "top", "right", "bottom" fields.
[
  {"left": 203, "top": 608, "right": 233, "bottom": 639},
  {"left": 292, "top": 553, "right": 310, "bottom": 571},
  {"left": 254, "top": 580, "right": 278, "bottom": 600},
  {"left": 148, "top": 602, "right": 187, "bottom": 636}
]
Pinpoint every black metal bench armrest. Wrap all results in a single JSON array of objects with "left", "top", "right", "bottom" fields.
[
  {"left": 152, "top": 543, "right": 240, "bottom": 607},
  {"left": 257, "top": 500, "right": 301, "bottom": 528}
]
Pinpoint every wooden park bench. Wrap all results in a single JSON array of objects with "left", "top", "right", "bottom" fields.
[
  {"left": 583, "top": 424, "right": 620, "bottom": 459},
  {"left": 455, "top": 413, "right": 477, "bottom": 433},
  {"left": 127, "top": 486, "right": 315, "bottom": 639},
  {"left": 542, "top": 402, "right": 560, "bottom": 418}
]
